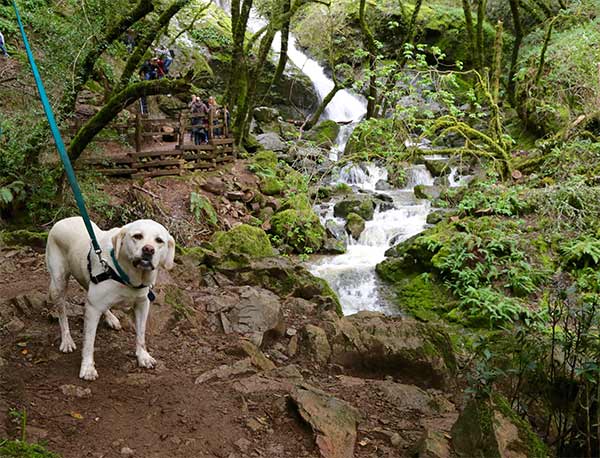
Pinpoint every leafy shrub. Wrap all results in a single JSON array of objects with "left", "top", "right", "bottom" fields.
[{"left": 560, "top": 236, "right": 600, "bottom": 268}]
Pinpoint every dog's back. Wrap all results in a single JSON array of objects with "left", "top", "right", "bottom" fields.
[{"left": 46, "top": 216, "right": 104, "bottom": 289}]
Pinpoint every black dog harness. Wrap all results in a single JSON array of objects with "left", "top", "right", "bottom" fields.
[{"left": 87, "top": 247, "right": 156, "bottom": 302}]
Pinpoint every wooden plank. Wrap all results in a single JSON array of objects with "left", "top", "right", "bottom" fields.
[
  {"left": 80, "top": 157, "right": 135, "bottom": 165},
  {"left": 128, "top": 150, "right": 184, "bottom": 159},
  {"left": 132, "top": 169, "right": 182, "bottom": 179},
  {"left": 181, "top": 144, "right": 214, "bottom": 151},
  {"left": 133, "top": 159, "right": 185, "bottom": 169},
  {"left": 94, "top": 168, "right": 136, "bottom": 176},
  {"left": 210, "top": 138, "right": 234, "bottom": 145}
]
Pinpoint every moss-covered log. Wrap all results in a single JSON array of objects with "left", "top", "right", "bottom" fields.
[
  {"left": 68, "top": 78, "right": 191, "bottom": 161},
  {"left": 61, "top": 0, "right": 155, "bottom": 112}
]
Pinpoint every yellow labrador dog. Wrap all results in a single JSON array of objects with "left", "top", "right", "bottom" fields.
[{"left": 46, "top": 217, "right": 175, "bottom": 380}]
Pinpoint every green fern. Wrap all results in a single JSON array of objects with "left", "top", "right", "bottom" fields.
[
  {"left": 560, "top": 236, "right": 600, "bottom": 268},
  {"left": 190, "top": 192, "right": 218, "bottom": 227}
]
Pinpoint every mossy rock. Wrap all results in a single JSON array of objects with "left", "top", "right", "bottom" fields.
[
  {"left": 270, "top": 209, "right": 326, "bottom": 254},
  {"left": 414, "top": 185, "right": 442, "bottom": 200},
  {"left": 252, "top": 150, "right": 278, "bottom": 171},
  {"left": 0, "top": 230, "right": 48, "bottom": 248},
  {"left": 281, "top": 194, "right": 312, "bottom": 212},
  {"left": 345, "top": 212, "right": 365, "bottom": 240},
  {"left": 333, "top": 197, "right": 374, "bottom": 221},
  {"left": 424, "top": 159, "right": 450, "bottom": 177},
  {"left": 0, "top": 440, "right": 60, "bottom": 458},
  {"left": 391, "top": 273, "right": 455, "bottom": 322},
  {"left": 304, "top": 120, "right": 340, "bottom": 147},
  {"left": 451, "top": 394, "right": 547, "bottom": 458},
  {"left": 259, "top": 175, "right": 284, "bottom": 196},
  {"left": 212, "top": 224, "right": 274, "bottom": 266}
]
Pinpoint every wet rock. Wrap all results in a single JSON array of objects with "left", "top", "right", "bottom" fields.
[
  {"left": 426, "top": 210, "right": 447, "bottom": 225},
  {"left": 414, "top": 185, "right": 442, "bottom": 200},
  {"left": 60, "top": 384, "right": 92, "bottom": 398},
  {"left": 414, "top": 429, "right": 450, "bottom": 458},
  {"left": 322, "top": 237, "right": 347, "bottom": 254},
  {"left": 345, "top": 212, "right": 365, "bottom": 240},
  {"left": 256, "top": 132, "right": 287, "bottom": 152},
  {"left": 451, "top": 394, "right": 547, "bottom": 458},
  {"left": 334, "top": 197, "right": 374, "bottom": 221},
  {"left": 290, "top": 384, "right": 361, "bottom": 458},
  {"left": 302, "top": 120, "right": 340, "bottom": 148},
  {"left": 375, "top": 179, "right": 392, "bottom": 191},
  {"left": 303, "top": 324, "right": 332, "bottom": 363},
  {"left": 424, "top": 159, "right": 450, "bottom": 177},
  {"left": 327, "top": 312, "right": 456, "bottom": 388}
]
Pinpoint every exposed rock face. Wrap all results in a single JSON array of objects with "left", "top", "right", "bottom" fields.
[
  {"left": 415, "top": 428, "right": 451, "bottom": 458},
  {"left": 424, "top": 159, "right": 450, "bottom": 177},
  {"left": 451, "top": 395, "right": 547, "bottom": 458},
  {"left": 323, "top": 312, "right": 456, "bottom": 388},
  {"left": 304, "top": 324, "right": 332, "bottom": 363},
  {"left": 290, "top": 384, "right": 361, "bottom": 458},
  {"left": 414, "top": 184, "right": 442, "bottom": 200},
  {"left": 253, "top": 106, "right": 280, "bottom": 124},
  {"left": 202, "top": 285, "right": 284, "bottom": 346},
  {"left": 256, "top": 132, "right": 288, "bottom": 152}
]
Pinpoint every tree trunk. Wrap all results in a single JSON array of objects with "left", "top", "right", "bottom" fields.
[
  {"left": 303, "top": 84, "right": 342, "bottom": 131},
  {"left": 461, "top": 0, "right": 477, "bottom": 69},
  {"left": 476, "top": 0, "right": 487, "bottom": 71},
  {"left": 359, "top": 0, "right": 378, "bottom": 119},
  {"left": 118, "top": 0, "right": 191, "bottom": 89},
  {"left": 507, "top": 0, "right": 524, "bottom": 104},
  {"left": 68, "top": 78, "right": 190, "bottom": 161},
  {"left": 271, "top": 0, "right": 291, "bottom": 88},
  {"left": 61, "top": 0, "right": 154, "bottom": 113}
]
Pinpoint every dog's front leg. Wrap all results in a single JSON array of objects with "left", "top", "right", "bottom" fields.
[
  {"left": 134, "top": 297, "right": 156, "bottom": 369},
  {"left": 79, "top": 300, "right": 103, "bottom": 381}
]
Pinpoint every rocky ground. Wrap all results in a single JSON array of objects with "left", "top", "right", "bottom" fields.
[{"left": 0, "top": 241, "right": 463, "bottom": 458}]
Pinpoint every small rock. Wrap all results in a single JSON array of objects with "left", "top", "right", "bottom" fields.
[
  {"left": 6, "top": 317, "right": 25, "bottom": 333},
  {"left": 120, "top": 446, "right": 134, "bottom": 456},
  {"left": 288, "top": 335, "right": 298, "bottom": 357},
  {"left": 286, "top": 327, "right": 297, "bottom": 337},
  {"left": 240, "top": 339, "right": 276, "bottom": 372},
  {"left": 303, "top": 324, "right": 331, "bottom": 363},
  {"left": 390, "top": 433, "right": 403, "bottom": 447},
  {"left": 246, "top": 418, "right": 262, "bottom": 432},
  {"left": 60, "top": 384, "right": 92, "bottom": 398},
  {"left": 235, "top": 437, "right": 252, "bottom": 452}
]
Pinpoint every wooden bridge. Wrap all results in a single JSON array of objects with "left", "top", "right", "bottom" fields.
[{"left": 78, "top": 108, "right": 235, "bottom": 179}]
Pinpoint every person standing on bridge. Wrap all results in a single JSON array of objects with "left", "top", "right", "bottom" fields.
[
  {"left": 189, "top": 95, "right": 208, "bottom": 145},
  {"left": 0, "top": 30, "right": 9, "bottom": 57}
]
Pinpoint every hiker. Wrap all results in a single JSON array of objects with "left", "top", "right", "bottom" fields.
[
  {"left": 155, "top": 45, "right": 173, "bottom": 74},
  {"left": 153, "top": 57, "right": 166, "bottom": 79},
  {"left": 139, "top": 59, "right": 156, "bottom": 80},
  {"left": 189, "top": 95, "right": 208, "bottom": 145},
  {"left": 0, "top": 31, "right": 9, "bottom": 57},
  {"left": 207, "top": 96, "right": 221, "bottom": 137},
  {"left": 124, "top": 30, "right": 136, "bottom": 53}
]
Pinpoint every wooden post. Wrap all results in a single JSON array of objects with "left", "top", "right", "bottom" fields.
[
  {"left": 178, "top": 111, "right": 186, "bottom": 149},
  {"left": 135, "top": 112, "right": 142, "bottom": 152},
  {"left": 208, "top": 107, "right": 214, "bottom": 142},
  {"left": 223, "top": 109, "right": 229, "bottom": 137}
]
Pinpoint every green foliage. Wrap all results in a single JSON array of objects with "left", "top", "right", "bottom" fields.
[
  {"left": 212, "top": 224, "right": 274, "bottom": 259},
  {"left": 0, "top": 440, "right": 60, "bottom": 458},
  {"left": 270, "top": 209, "right": 325, "bottom": 255},
  {"left": 190, "top": 192, "right": 218, "bottom": 227},
  {"left": 560, "top": 236, "right": 600, "bottom": 268},
  {"left": 457, "top": 180, "right": 531, "bottom": 217},
  {"left": 191, "top": 23, "right": 232, "bottom": 49}
]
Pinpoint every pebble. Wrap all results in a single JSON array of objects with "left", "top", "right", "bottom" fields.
[
  {"left": 120, "top": 446, "right": 134, "bottom": 456},
  {"left": 60, "top": 384, "right": 92, "bottom": 398},
  {"left": 390, "top": 433, "right": 402, "bottom": 447}
]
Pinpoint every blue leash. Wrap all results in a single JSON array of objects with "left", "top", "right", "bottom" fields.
[{"left": 12, "top": 1, "right": 103, "bottom": 258}]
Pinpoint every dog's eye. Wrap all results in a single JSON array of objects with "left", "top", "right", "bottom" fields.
[
  {"left": 132, "top": 234, "right": 143, "bottom": 241},
  {"left": 155, "top": 237, "right": 164, "bottom": 244}
]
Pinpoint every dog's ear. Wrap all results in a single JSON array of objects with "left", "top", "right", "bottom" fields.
[
  {"left": 111, "top": 227, "right": 127, "bottom": 259},
  {"left": 161, "top": 235, "right": 175, "bottom": 270}
]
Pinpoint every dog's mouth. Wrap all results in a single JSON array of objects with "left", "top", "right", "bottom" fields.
[{"left": 133, "top": 258, "right": 155, "bottom": 271}]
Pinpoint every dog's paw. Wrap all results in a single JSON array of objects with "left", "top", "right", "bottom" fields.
[
  {"left": 137, "top": 351, "right": 156, "bottom": 369},
  {"left": 104, "top": 311, "right": 122, "bottom": 330},
  {"left": 79, "top": 364, "right": 98, "bottom": 381},
  {"left": 60, "top": 336, "right": 77, "bottom": 353}
]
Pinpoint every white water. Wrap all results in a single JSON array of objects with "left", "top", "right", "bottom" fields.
[{"left": 311, "top": 165, "right": 433, "bottom": 315}]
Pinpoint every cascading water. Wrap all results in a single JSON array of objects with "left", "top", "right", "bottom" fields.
[{"left": 310, "top": 165, "right": 434, "bottom": 315}]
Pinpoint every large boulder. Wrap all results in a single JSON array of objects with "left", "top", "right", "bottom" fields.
[
  {"left": 202, "top": 285, "right": 284, "bottom": 346},
  {"left": 303, "top": 312, "right": 456, "bottom": 388},
  {"left": 345, "top": 212, "right": 365, "bottom": 240},
  {"left": 270, "top": 209, "right": 326, "bottom": 254},
  {"left": 451, "top": 394, "right": 547, "bottom": 458},
  {"left": 424, "top": 159, "right": 450, "bottom": 177},
  {"left": 256, "top": 132, "right": 288, "bottom": 152},
  {"left": 333, "top": 197, "right": 374, "bottom": 221},
  {"left": 211, "top": 224, "right": 274, "bottom": 269},
  {"left": 303, "top": 120, "right": 340, "bottom": 148},
  {"left": 211, "top": 257, "right": 342, "bottom": 316},
  {"left": 253, "top": 106, "right": 280, "bottom": 124}
]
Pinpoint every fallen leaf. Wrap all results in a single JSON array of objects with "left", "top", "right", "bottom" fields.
[{"left": 69, "top": 412, "right": 84, "bottom": 420}]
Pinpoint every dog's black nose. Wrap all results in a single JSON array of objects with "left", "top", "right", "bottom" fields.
[{"left": 142, "top": 245, "right": 155, "bottom": 256}]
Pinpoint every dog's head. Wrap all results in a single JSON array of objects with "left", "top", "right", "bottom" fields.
[{"left": 112, "top": 220, "right": 175, "bottom": 271}]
